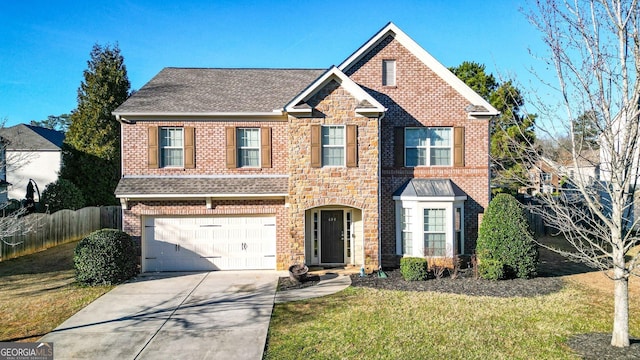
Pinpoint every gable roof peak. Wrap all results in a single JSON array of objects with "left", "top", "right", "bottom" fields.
[
  {"left": 285, "top": 66, "right": 386, "bottom": 115},
  {"left": 0, "top": 124, "right": 64, "bottom": 151},
  {"left": 339, "top": 22, "right": 499, "bottom": 117}
]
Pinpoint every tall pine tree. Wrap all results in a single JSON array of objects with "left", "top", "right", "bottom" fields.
[{"left": 61, "top": 44, "right": 130, "bottom": 206}]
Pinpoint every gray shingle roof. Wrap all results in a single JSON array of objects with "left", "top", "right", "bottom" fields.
[
  {"left": 114, "top": 68, "right": 326, "bottom": 114},
  {"left": 115, "top": 176, "right": 288, "bottom": 197},
  {"left": 0, "top": 124, "right": 64, "bottom": 151},
  {"left": 393, "top": 179, "right": 467, "bottom": 198}
]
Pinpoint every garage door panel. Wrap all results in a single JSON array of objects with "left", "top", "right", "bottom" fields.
[{"left": 143, "top": 215, "right": 276, "bottom": 272}]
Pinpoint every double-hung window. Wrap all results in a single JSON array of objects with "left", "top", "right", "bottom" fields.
[
  {"left": 423, "top": 208, "right": 446, "bottom": 256},
  {"left": 401, "top": 208, "right": 413, "bottom": 255},
  {"left": 160, "top": 127, "right": 184, "bottom": 167},
  {"left": 237, "top": 128, "right": 260, "bottom": 167},
  {"left": 405, "top": 127, "right": 452, "bottom": 167},
  {"left": 322, "top": 125, "right": 345, "bottom": 166}
]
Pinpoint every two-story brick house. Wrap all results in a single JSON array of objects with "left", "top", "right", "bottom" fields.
[{"left": 114, "top": 23, "right": 498, "bottom": 272}]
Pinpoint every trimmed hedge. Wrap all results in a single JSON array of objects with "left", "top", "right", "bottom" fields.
[
  {"left": 74, "top": 229, "right": 137, "bottom": 285},
  {"left": 476, "top": 193, "right": 538, "bottom": 280},
  {"left": 400, "top": 257, "right": 428, "bottom": 281}
]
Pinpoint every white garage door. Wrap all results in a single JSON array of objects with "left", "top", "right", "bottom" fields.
[{"left": 143, "top": 216, "right": 276, "bottom": 272}]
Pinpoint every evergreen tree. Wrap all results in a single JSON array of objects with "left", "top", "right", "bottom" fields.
[
  {"left": 572, "top": 110, "right": 601, "bottom": 150},
  {"left": 450, "top": 62, "right": 536, "bottom": 194},
  {"left": 30, "top": 114, "right": 71, "bottom": 132},
  {"left": 60, "top": 43, "right": 130, "bottom": 205}
]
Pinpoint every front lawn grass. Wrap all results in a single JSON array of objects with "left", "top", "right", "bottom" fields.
[
  {"left": 0, "top": 241, "right": 113, "bottom": 342},
  {"left": 265, "top": 277, "right": 639, "bottom": 359}
]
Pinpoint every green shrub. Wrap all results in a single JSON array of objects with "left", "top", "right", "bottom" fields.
[
  {"left": 400, "top": 257, "right": 428, "bottom": 281},
  {"left": 476, "top": 193, "right": 538, "bottom": 280},
  {"left": 41, "top": 178, "right": 85, "bottom": 213},
  {"left": 74, "top": 229, "right": 137, "bottom": 285},
  {"left": 478, "top": 259, "right": 505, "bottom": 280}
]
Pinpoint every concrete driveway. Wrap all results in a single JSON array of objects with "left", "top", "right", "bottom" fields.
[{"left": 40, "top": 271, "right": 280, "bottom": 359}]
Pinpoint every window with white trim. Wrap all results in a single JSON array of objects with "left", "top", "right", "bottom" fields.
[
  {"left": 455, "top": 207, "right": 463, "bottom": 255},
  {"left": 160, "top": 127, "right": 184, "bottom": 167},
  {"left": 382, "top": 59, "right": 396, "bottom": 86},
  {"left": 237, "top": 128, "right": 260, "bottom": 167},
  {"left": 401, "top": 208, "right": 412, "bottom": 255},
  {"left": 405, "top": 127, "right": 452, "bottom": 167},
  {"left": 424, "top": 208, "right": 446, "bottom": 256},
  {"left": 313, "top": 212, "right": 319, "bottom": 258},
  {"left": 346, "top": 211, "right": 352, "bottom": 258},
  {"left": 322, "top": 125, "right": 345, "bottom": 166}
]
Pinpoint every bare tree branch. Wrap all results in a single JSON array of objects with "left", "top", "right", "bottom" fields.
[{"left": 524, "top": 0, "right": 639, "bottom": 348}]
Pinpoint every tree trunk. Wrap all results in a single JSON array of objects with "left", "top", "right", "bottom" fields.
[{"left": 611, "top": 261, "right": 630, "bottom": 347}]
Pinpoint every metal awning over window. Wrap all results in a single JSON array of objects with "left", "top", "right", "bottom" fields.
[{"left": 393, "top": 179, "right": 467, "bottom": 201}]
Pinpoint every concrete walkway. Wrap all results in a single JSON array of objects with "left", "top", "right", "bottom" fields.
[
  {"left": 275, "top": 272, "right": 352, "bottom": 303},
  {"left": 40, "top": 271, "right": 280, "bottom": 360}
]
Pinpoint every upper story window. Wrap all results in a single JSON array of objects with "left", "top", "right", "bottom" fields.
[
  {"left": 310, "top": 124, "right": 357, "bottom": 168},
  {"left": 322, "top": 125, "right": 345, "bottom": 166},
  {"left": 160, "top": 127, "right": 184, "bottom": 167},
  {"left": 225, "top": 126, "right": 271, "bottom": 169},
  {"left": 405, "top": 127, "right": 452, "bottom": 167},
  {"left": 237, "top": 128, "right": 260, "bottom": 167},
  {"left": 382, "top": 60, "right": 396, "bottom": 86}
]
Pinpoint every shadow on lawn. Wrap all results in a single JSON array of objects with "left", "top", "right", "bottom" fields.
[
  {"left": 536, "top": 246, "right": 595, "bottom": 278},
  {"left": 0, "top": 241, "right": 76, "bottom": 277}
]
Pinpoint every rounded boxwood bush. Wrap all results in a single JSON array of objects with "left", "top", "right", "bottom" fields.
[
  {"left": 41, "top": 178, "right": 85, "bottom": 213},
  {"left": 400, "top": 257, "right": 428, "bottom": 281},
  {"left": 476, "top": 193, "right": 538, "bottom": 280},
  {"left": 74, "top": 229, "right": 137, "bottom": 285}
]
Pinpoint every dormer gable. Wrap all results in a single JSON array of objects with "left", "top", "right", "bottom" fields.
[{"left": 285, "top": 66, "right": 386, "bottom": 117}]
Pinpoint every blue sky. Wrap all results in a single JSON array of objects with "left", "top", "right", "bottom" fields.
[{"left": 0, "top": 0, "right": 553, "bottom": 127}]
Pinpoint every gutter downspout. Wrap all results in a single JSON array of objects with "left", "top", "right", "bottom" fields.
[{"left": 376, "top": 111, "right": 386, "bottom": 270}]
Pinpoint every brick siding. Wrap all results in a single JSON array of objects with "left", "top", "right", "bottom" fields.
[
  {"left": 345, "top": 36, "right": 490, "bottom": 266},
  {"left": 119, "top": 32, "right": 490, "bottom": 271},
  {"left": 122, "top": 118, "right": 289, "bottom": 176}
]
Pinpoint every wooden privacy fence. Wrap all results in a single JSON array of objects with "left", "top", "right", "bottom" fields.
[{"left": 0, "top": 206, "right": 122, "bottom": 261}]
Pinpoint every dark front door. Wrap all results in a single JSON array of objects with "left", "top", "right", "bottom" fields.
[{"left": 321, "top": 210, "right": 344, "bottom": 263}]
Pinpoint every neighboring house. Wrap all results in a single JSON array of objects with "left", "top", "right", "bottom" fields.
[
  {"left": 113, "top": 22, "right": 498, "bottom": 272},
  {"left": 559, "top": 149, "right": 600, "bottom": 188},
  {"left": 527, "top": 150, "right": 600, "bottom": 196},
  {"left": 600, "top": 112, "right": 640, "bottom": 228},
  {"left": 527, "top": 157, "right": 561, "bottom": 195},
  {"left": 0, "top": 136, "right": 10, "bottom": 205},
  {"left": 0, "top": 124, "right": 64, "bottom": 201}
]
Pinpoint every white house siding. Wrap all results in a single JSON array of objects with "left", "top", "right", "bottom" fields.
[{"left": 6, "top": 150, "right": 61, "bottom": 200}]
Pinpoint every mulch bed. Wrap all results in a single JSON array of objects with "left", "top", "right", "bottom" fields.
[
  {"left": 277, "top": 274, "right": 321, "bottom": 291},
  {"left": 567, "top": 333, "right": 640, "bottom": 359},
  {"left": 350, "top": 268, "right": 565, "bottom": 297}
]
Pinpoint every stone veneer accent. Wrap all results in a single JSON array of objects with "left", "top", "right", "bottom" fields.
[
  {"left": 345, "top": 35, "right": 491, "bottom": 266},
  {"left": 287, "top": 80, "right": 380, "bottom": 270}
]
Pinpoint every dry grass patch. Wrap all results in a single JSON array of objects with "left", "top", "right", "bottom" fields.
[{"left": 0, "top": 241, "right": 112, "bottom": 342}]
